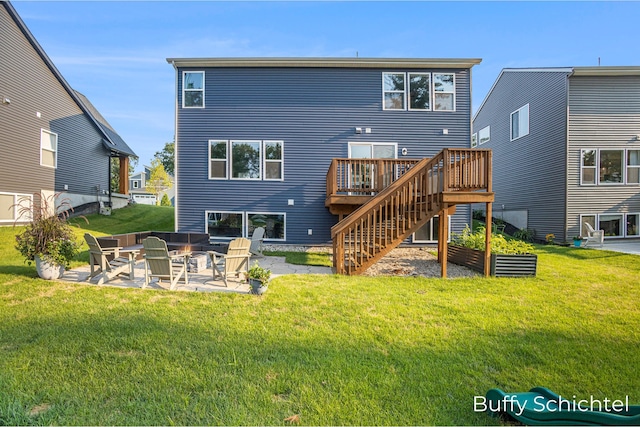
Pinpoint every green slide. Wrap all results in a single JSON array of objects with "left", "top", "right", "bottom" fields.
[{"left": 484, "top": 387, "right": 640, "bottom": 425}]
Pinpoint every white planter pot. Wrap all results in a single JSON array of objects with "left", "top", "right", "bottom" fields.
[{"left": 35, "top": 255, "right": 65, "bottom": 280}]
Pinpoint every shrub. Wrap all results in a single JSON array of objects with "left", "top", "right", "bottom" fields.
[
  {"left": 452, "top": 226, "right": 535, "bottom": 255},
  {"left": 513, "top": 228, "right": 535, "bottom": 242},
  {"left": 160, "top": 194, "right": 171, "bottom": 206}
]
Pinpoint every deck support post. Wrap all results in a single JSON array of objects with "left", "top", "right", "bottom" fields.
[
  {"left": 484, "top": 202, "right": 492, "bottom": 277},
  {"left": 439, "top": 205, "right": 450, "bottom": 278}
]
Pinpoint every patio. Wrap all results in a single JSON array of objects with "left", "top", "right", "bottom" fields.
[{"left": 60, "top": 254, "right": 333, "bottom": 293}]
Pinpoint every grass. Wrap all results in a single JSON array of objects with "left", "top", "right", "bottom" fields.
[
  {"left": 263, "top": 250, "right": 332, "bottom": 267},
  {"left": 1, "top": 205, "right": 639, "bottom": 425}
]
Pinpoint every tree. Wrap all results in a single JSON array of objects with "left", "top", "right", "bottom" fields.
[
  {"left": 154, "top": 141, "right": 175, "bottom": 176},
  {"left": 160, "top": 193, "right": 171, "bottom": 206},
  {"left": 146, "top": 158, "right": 172, "bottom": 205}
]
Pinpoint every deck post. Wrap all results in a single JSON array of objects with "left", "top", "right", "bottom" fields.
[
  {"left": 484, "top": 202, "right": 492, "bottom": 277},
  {"left": 440, "top": 205, "right": 449, "bottom": 278}
]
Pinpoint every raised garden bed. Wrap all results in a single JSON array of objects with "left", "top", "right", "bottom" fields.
[{"left": 448, "top": 245, "right": 537, "bottom": 277}]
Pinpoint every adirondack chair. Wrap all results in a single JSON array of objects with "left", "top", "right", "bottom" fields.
[
  {"left": 84, "top": 233, "right": 138, "bottom": 285},
  {"left": 208, "top": 237, "right": 251, "bottom": 286},
  {"left": 250, "top": 227, "right": 265, "bottom": 257},
  {"left": 142, "top": 236, "right": 189, "bottom": 290},
  {"left": 584, "top": 222, "right": 605, "bottom": 247}
]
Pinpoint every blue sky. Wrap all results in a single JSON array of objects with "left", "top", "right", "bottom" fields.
[{"left": 11, "top": 1, "right": 640, "bottom": 170}]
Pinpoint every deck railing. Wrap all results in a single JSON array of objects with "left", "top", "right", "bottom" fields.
[
  {"left": 331, "top": 149, "right": 492, "bottom": 275},
  {"left": 326, "top": 158, "right": 422, "bottom": 197}
]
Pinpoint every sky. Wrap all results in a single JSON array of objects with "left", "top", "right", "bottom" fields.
[{"left": 10, "top": 1, "right": 640, "bottom": 170}]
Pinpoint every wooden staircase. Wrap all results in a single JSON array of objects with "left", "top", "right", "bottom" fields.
[{"left": 330, "top": 148, "right": 494, "bottom": 276}]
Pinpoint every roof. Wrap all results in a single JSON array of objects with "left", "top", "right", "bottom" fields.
[
  {"left": 166, "top": 57, "right": 482, "bottom": 69},
  {"left": 2, "top": 0, "right": 136, "bottom": 158},
  {"left": 571, "top": 66, "right": 640, "bottom": 77}
]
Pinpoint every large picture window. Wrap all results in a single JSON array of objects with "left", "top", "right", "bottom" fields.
[
  {"left": 183, "top": 71, "right": 204, "bottom": 108},
  {"left": 40, "top": 129, "right": 57, "bottom": 168},
  {"left": 206, "top": 211, "right": 244, "bottom": 239},
  {"left": 510, "top": 104, "right": 529, "bottom": 141},
  {"left": 231, "top": 141, "right": 261, "bottom": 179},
  {"left": 247, "top": 212, "right": 285, "bottom": 241},
  {"left": 599, "top": 150, "right": 623, "bottom": 184},
  {"left": 408, "top": 73, "right": 430, "bottom": 110}
]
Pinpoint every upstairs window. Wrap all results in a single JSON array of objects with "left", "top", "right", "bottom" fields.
[
  {"left": 409, "top": 73, "right": 430, "bottom": 110},
  {"left": 264, "top": 141, "right": 284, "bottom": 180},
  {"left": 383, "top": 73, "right": 405, "bottom": 110},
  {"left": 231, "top": 141, "right": 261, "bottom": 180},
  {"left": 511, "top": 104, "right": 530, "bottom": 140},
  {"left": 478, "top": 126, "right": 490, "bottom": 145},
  {"left": 209, "top": 140, "right": 228, "bottom": 179},
  {"left": 433, "top": 73, "right": 455, "bottom": 111},
  {"left": 599, "top": 150, "right": 623, "bottom": 184},
  {"left": 580, "top": 149, "right": 596, "bottom": 185},
  {"left": 183, "top": 71, "right": 204, "bottom": 108},
  {"left": 40, "top": 129, "right": 57, "bottom": 168}
]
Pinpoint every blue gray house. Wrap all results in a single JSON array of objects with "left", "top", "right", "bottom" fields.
[
  {"left": 167, "top": 57, "right": 492, "bottom": 274},
  {"left": 0, "top": 1, "right": 136, "bottom": 222},
  {"left": 473, "top": 67, "right": 640, "bottom": 242}
]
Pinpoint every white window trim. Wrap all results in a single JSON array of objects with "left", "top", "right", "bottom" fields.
[
  {"left": 510, "top": 103, "right": 530, "bottom": 141},
  {"left": 246, "top": 211, "right": 286, "bottom": 241},
  {"left": 208, "top": 140, "right": 228, "bottom": 180},
  {"left": 132, "top": 181, "right": 140, "bottom": 189},
  {"left": 412, "top": 215, "right": 451, "bottom": 243},
  {"left": 40, "top": 129, "right": 58, "bottom": 169},
  {"left": 205, "top": 210, "right": 245, "bottom": 240},
  {"left": 626, "top": 212, "right": 640, "bottom": 237},
  {"left": 433, "top": 73, "right": 456, "bottom": 112},
  {"left": 182, "top": 71, "right": 205, "bottom": 109},
  {"left": 230, "top": 140, "right": 262, "bottom": 180},
  {"left": 408, "top": 72, "right": 431, "bottom": 111},
  {"left": 0, "top": 192, "right": 32, "bottom": 223},
  {"left": 478, "top": 126, "right": 490, "bottom": 145},
  {"left": 263, "top": 140, "right": 284, "bottom": 182},
  {"left": 579, "top": 213, "right": 640, "bottom": 238},
  {"left": 580, "top": 149, "right": 597, "bottom": 186},
  {"left": 382, "top": 72, "right": 406, "bottom": 111},
  {"left": 627, "top": 149, "right": 640, "bottom": 185}
]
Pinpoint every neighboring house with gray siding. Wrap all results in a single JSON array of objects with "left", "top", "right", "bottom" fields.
[
  {"left": 167, "top": 57, "right": 480, "bottom": 244},
  {"left": 0, "top": 1, "right": 136, "bottom": 223},
  {"left": 473, "top": 67, "right": 640, "bottom": 242},
  {"left": 129, "top": 166, "right": 175, "bottom": 206}
]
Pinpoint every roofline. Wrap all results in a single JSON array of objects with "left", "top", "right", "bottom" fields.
[
  {"left": 473, "top": 67, "right": 573, "bottom": 121},
  {"left": 166, "top": 57, "right": 482, "bottom": 69},
  {"left": 2, "top": 0, "right": 136, "bottom": 157},
  {"left": 571, "top": 66, "right": 640, "bottom": 77}
]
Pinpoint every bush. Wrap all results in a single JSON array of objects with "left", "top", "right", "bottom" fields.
[
  {"left": 452, "top": 226, "right": 535, "bottom": 255},
  {"left": 160, "top": 194, "right": 171, "bottom": 206},
  {"left": 513, "top": 228, "right": 535, "bottom": 242}
]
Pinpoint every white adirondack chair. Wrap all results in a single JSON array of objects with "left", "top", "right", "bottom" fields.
[{"left": 584, "top": 222, "right": 604, "bottom": 248}]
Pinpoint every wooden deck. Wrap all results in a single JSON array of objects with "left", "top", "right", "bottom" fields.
[{"left": 326, "top": 149, "right": 494, "bottom": 277}]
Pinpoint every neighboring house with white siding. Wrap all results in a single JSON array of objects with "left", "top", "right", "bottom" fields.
[
  {"left": 473, "top": 67, "right": 640, "bottom": 242},
  {"left": 0, "top": 1, "right": 136, "bottom": 223},
  {"left": 129, "top": 165, "right": 174, "bottom": 206}
]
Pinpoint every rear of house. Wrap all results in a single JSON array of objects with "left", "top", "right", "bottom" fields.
[
  {"left": 473, "top": 67, "right": 640, "bottom": 242},
  {"left": 167, "top": 57, "right": 481, "bottom": 245}
]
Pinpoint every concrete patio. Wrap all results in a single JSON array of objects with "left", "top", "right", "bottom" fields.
[{"left": 60, "top": 255, "right": 333, "bottom": 294}]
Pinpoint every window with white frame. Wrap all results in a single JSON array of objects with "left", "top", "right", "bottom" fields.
[
  {"left": 182, "top": 71, "right": 204, "bottom": 108},
  {"left": 599, "top": 213, "right": 624, "bottom": 237},
  {"left": 263, "top": 141, "right": 284, "bottom": 180},
  {"left": 478, "top": 126, "right": 490, "bottom": 145},
  {"left": 209, "top": 140, "right": 228, "bottom": 179},
  {"left": 580, "top": 149, "right": 597, "bottom": 185},
  {"left": 627, "top": 150, "right": 640, "bottom": 184},
  {"left": 40, "top": 129, "right": 57, "bottom": 168},
  {"left": 580, "top": 214, "right": 597, "bottom": 238},
  {"left": 209, "top": 140, "right": 283, "bottom": 181},
  {"left": 471, "top": 133, "right": 478, "bottom": 148},
  {"left": 627, "top": 213, "right": 640, "bottom": 237},
  {"left": 599, "top": 150, "right": 623, "bottom": 184},
  {"left": 206, "top": 211, "right": 243, "bottom": 239},
  {"left": 132, "top": 181, "right": 140, "bottom": 189},
  {"left": 0, "top": 192, "right": 32, "bottom": 222},
  {"left": 433, "top": 73, "right": 455, "bottom": 111},
  {"left": 408, "top": 73, "right": 430, "bottom": 110},
  {"left": 383, "top": 72, "right": 405, "bottom": 110},
  {"left": 580, "top": 213, "right": 640, "bottom": 238},
  {"left": 510, "top": 104, "right": 529, "bottom": 141},
  {"left": 413, "top": 216, "right": 451, "bottom": 243},
  {"left": 247, "top": 212, "right": 285, "bottom": 241}
]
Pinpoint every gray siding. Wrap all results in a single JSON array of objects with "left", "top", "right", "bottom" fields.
[
  {"left": 473, "top": 70, "right": 570, "bottom": 241},
  {"left": 1, "top": 3, "right": 112, "bottom": 205},
  {"left": 176, "top": 66, "right": 474, "bottom": 243},
  {"left": 566, "top": 75, "right": 640, "bottom": 237}
]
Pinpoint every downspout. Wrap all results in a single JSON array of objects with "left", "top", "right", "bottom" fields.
[
  {"left": 108, "top": 153, "right": 113, "bottom": 207},
  {"left": 170, "top": 59, "right": 179, "bottom": 233},
  {"left": 563, "top": 70, "right": 574, "bottom": 242}
]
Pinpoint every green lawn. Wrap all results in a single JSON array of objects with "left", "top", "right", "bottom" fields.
[{"left": 1, "top": 205, "right": 639, "bottom": 425}]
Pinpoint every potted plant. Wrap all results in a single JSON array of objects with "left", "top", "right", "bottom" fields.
[
  {"left": 14, "top": 193, "right": 81, "bottom": 280},
  {"left": 573, "top": 236, "right": 583, "bottom": 248},
  {"left": 246, "top": 261, "right": 271, "bottom": 295}
]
